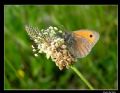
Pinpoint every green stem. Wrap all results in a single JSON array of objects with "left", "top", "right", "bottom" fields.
[{"left": 70, "top": 65, "right": 94, "bottom": 90}]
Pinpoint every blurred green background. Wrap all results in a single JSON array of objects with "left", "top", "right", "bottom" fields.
[{"left": 4, "top": 5, "right": 118, "bottom": 89}]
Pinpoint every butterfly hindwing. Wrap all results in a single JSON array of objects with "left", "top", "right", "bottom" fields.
[
  {"left": 71, "top": 30, "right": 99, "bottom": 58},
  {"left": 73, "top": 36, "right": 92, "bottom": 58}
]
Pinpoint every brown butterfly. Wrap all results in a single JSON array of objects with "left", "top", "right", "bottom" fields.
[{"left": 63, "top": 30, "right": 100, "bottom": 58}]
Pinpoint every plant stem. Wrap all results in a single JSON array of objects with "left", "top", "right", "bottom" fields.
[{"left": 70, "top": 65, "right": 94, "bottom": 90}]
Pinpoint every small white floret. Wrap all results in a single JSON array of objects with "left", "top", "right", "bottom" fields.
[
  {"left": 41, "top": 29, "right": 44, "bottom": 31},
  {"left": 38, "top": 44, "right": 41, "bottom": 49},
  {"left": 34, "top": 39, "right": 38, "bottom": 43},
  {"left": 32, "top": 49, "right": 36, "bottom": 52},
  {"left": 34, "top": 54, "right": 38, "bottom": 57},
  {"left": 59, "top": 30, "right": 62, "bottom": 33},
  {"left": 31, "top": 45, "right": 34, "bottom": 48},
  {"left": 49, "top": 26, "right": 53, "bottom": 30},
  {"left": 54, "top": 27, "right": 58, "bottom": 30}
]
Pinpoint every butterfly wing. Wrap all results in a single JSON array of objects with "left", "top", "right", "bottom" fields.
[{"left": 72, "top": 30, "right": 100, "bottom": 58}]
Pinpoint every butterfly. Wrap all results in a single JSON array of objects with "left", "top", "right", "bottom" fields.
[{"left": 62, "top": 30, "right": 100, "bottom": 59}]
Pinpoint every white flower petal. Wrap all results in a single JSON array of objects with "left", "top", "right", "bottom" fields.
[
  {"left": 61, "top": 45, "right": 67, "bottom": 49},
  {"left": 31, "top": 45, "right": 34, "bottom": 48},
  {"left": 49, "top": 26, "right": 53, "bottom": 29},
  {"left": 38, "top": 44, "right": 41, "bottom": 49},
  {"left": 34, "top": 39, "right": 38, "bottom": 43},
  {"left": 38, "top": 50, "right": 42, "bottom": 53},
  {"left": 32, "top": 49, "right": 36, "bottom": 52},
  {"left": 34, "top": 54, "right": 38, "bottom": 57},
  {"left": 54, "top": 27, "right": 58, "bottom": 30},
  {"left": 59, "top": 30, "right": 62, "bottom": 33},
  {"left": 46, "top": 54, "right": 50, "bottom": 59}
]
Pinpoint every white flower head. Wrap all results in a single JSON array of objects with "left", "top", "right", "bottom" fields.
[{"left": 25, "top": 25, "right": 75, "bottom": 70}]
